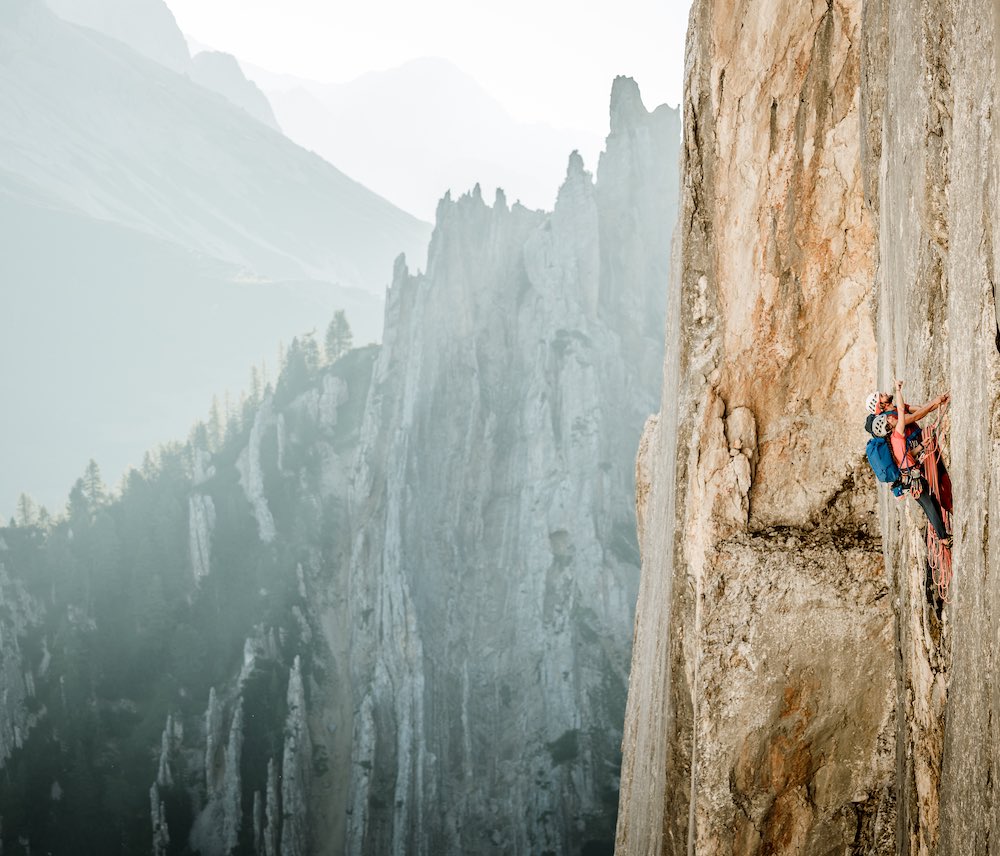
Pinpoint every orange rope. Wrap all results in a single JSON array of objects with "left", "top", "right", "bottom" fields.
[{"left": 922, "top": 414, "right": 952, "bottom": 603}]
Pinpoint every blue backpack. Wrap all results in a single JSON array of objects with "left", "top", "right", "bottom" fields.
[{"left": 866, "top": 436, "right": 903, "bottom": 495}]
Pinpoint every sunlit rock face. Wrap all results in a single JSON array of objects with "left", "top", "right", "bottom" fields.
[
  {"left": 861, "top": 1, "right": 1000, "bottom": 852},
  {"left": 616, "top": 2, "right": 897, "bottom": 854},
  {"left": 344, "top": 79, "right": 678, "bottom": 856}
]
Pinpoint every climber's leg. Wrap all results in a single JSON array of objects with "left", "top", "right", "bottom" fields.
[
  {"left": 937, "top": 459, "right": 953, "bottom": 514},
  {"left": 915, "top": 480, "right": 949, "bottom": 539}
]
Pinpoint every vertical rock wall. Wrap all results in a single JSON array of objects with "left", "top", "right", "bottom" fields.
[
  {"left": 616, "top": 1, "right": 897, "bottom": 854},
  {"left": 345, "top": 80, "right": 678, "bottom": 856},
  {"left": 861, "top": 0, "right": 1000, "bottom": 852}
]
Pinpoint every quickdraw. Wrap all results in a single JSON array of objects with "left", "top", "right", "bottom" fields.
[{"left": 922, "top": 404, "right": 952, "bottom": 602}]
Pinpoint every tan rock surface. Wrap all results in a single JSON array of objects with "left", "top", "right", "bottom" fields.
[{"left": 616, "top": 1, "right": 896, "bottom": 853}]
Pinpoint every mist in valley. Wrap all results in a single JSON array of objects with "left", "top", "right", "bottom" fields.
[{"left": 0, "top": 1, "right": 687, "bottom": 853}]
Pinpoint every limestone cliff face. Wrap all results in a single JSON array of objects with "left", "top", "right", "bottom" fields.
[
  {"left": 617, "top": 2, "right": 896, "bottom": 854},
  {"left": 861, "top": 1, "right": 1000, "bottom": 852},
  {"left": 344, "top": 79, "right": 677, "bottom": 856}
]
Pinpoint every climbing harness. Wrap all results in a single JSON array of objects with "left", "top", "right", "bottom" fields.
[{"left": 921, "top": 403, "right": 952, "bottom": 602}]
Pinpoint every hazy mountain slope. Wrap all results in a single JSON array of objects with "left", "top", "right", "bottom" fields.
[
  {"left": 0, "top": 0, "right": 428, "bottom": 513},
  {"left": 0, "top": 0, "right": 430, "bottom": 289},
  {"left": 43, "top": 0, "right": 281, "bottom": 130},
  {"left": 252, "top": 57, "right": 604, "bottom": 220},
  {"left": 191, "top": 50, "right": 281, "bottom": 130},
  {"left": 44, "top": 0, "right": 189, "bottom": 71},
  {"left": 0, "top": 191, "right": 383, "bottom": 517}
]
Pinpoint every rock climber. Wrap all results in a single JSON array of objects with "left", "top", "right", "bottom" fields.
[
  {"left": 864, "top": 388, "right": 918, "bottom": 425},
  {"left": 866, "top": 384, "right": 954, "bottom": 511},
  {"left": 870, "top": 381, "right": 951, "bottom": 544},
  {"left": 865, "top": 389, "right": 895, "bottom": 415}
]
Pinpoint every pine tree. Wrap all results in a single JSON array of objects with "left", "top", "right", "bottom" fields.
[
  {"left": 66, "top": 478, "right": 89, "bottom": 525},
  {"left": 324, "top": 310, "right": 353, "bottom": 363},
  {"left": 239, "top": 390, "right": 253, "bottom": 428},
  {"left": 277, "top": 338, "right": 307, "bottom": 402},
  {"left": 249, "top": 365, "right": 263, "bottom": 407},
  {"left": 301, "top": 330, "right": 321, "bottom": 375},
  {"left": 207, "top": 395, "right": 225, "bottom": 452},
  {"left": 142, "top": 450, "right": 160, "bottom": 479},
  {"left": 224, "top": 390, "right": 240, "bottom": 442},
  {"left": 15, "top": 493, "right": 36, "bottom": 528},
  {"left": 82, "top": 459, "right": 106, "bottom": 510},
  {"left": 190, "top": 421, "right": 210, "bottom": 452},
  {"left": 208, "top": 396, "right": 223, "bottom": 451}
]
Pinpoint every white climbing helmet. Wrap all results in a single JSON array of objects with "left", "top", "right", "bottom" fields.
[
  {"left": 871, "top": 413, "right": 891, "bottom": 437},
  {"left": 865, "top": 391, "right": 879, "bottom": 414}
]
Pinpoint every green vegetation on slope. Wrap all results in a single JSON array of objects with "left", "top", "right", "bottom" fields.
[{"left": 0, "top": 344, "right": 377, "bottom": 856}]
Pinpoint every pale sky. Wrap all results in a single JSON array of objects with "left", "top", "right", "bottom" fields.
[{"left": 164, "top": 0, "right": 693, "bottom": 135}]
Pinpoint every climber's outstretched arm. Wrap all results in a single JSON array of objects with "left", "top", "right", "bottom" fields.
[
  {"left": 909, "top": 392, "right": 949, "bottom": 424},
  {"left": 894, "top": 380, "right": 909, "bottom": 438}
]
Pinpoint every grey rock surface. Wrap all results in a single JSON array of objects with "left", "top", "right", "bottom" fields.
[
  {"left": 150, "top": 782, "right": 170, "bottom": 856},
  {"left": 343, "top": 79, "right": 678, "bottom": 856},
  {"left": 237, "top": 398, "right": 279, "bottom": 544},
  {"left": 189, "top": 493, "right": 216, "bottom": 581},
  {"left": 861, "top": 0, "right": 1000, "bottom": 850},
  {"left": 0, "top": 563, "right": 43, "bottom": 769},
  {"left": 281, "top": 657, "right": 311, "bottom": 856}
]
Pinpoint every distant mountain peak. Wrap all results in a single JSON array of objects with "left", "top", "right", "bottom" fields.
[
  {"left": 565, "top": 149, "right": 590, "bottom": 180},
  {"left": 253, "top": 55, "right": 604, "bottom": 220},
  {"left": 609, "top": 76, "right": 649, "bottom": 134}
]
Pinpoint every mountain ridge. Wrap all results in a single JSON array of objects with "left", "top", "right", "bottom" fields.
[
  {"left": 247, "top": 55, "right": 605, "bottom": 220},
  {"left": 0, "top": 0, "right": 430, "bottom": 287},
  {"left": 0, "top": 0, "right": 428, "bottom": 515}
]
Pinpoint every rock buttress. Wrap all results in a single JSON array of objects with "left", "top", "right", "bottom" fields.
[{"left": 616, "top": 2, "right": 896, "bottom": 854}]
